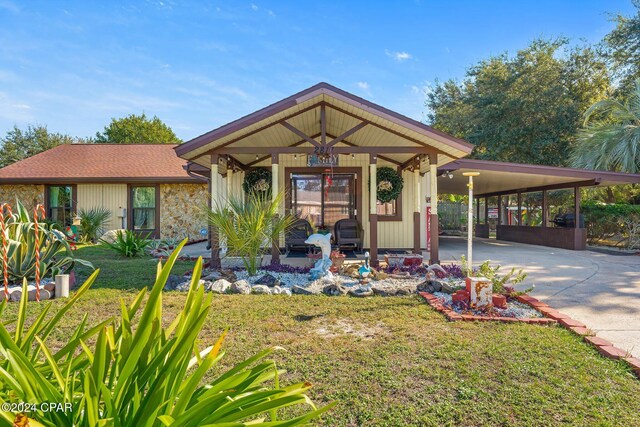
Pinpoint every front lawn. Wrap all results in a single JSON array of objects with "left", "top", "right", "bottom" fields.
[{"left": 7, "top": 246, "right": 640, "bottom": 426}]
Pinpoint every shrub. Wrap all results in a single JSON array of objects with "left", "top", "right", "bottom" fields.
[
  {"left": 100, "top": 230, "right": 151, "bottom": 257},
  {"left": 78, "top": 207, "right": 111, "bottom": 243},
  {"left": 581, "top": 201, "right": 640, "bottom": 247},
  {"left": 461, "top": 256, "right": 529, "bottom": 295},
  {"left": 0, "top": 240, "right": 333, "bottom": 426},
  {"left": 208, "top": 192, "right": 295, "bottom": 275},
  {"left": 1, "top": 201, "right": 93, "bottom": 284}
]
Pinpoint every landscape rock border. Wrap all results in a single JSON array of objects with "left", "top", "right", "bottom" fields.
[{"left": 419, "top": 292, "right": 640, "bottom": 379}]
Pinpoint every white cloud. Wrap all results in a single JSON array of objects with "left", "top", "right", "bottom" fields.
[
  {"left": 268, "top": 9, "right": 275, "bottom": 17},
  {"left": 250, "top": 3, "right": 258, "bottom": 11},
  {"left": 356, "top": 81, "right": 372, "bottom": 97},
  {"left": 386, "top": 50, "right": 412, "bottom": 62}
]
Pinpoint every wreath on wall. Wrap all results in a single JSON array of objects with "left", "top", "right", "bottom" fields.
[
  {"left": 242, "top": 168, "right": 272, "bottom": 197},
  {"left": 373, "top": 167, "right": 404, "bottom": 203}
]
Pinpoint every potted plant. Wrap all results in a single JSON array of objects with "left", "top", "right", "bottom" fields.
[{"left": 208, "top": 192, "right": 295, "bottom": 276}]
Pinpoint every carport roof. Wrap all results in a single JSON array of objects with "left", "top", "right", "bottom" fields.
[{"left": 438, "top": 159, "right": 640, "bottom": 196}]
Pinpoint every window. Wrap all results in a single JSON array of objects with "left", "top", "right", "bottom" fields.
[
  {"left": 377, "top": 200, "right": 396, "bottom": 216},
  {"left": 47, "top": 185, "right": 73, "bottom": 226},
  {"left": 130, "top": 186, "right": 157, "bottom": 232}
]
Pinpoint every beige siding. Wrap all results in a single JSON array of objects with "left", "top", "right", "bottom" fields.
[
  {"left": 225, "top": 154, "right": 423, "bottom": 250},
  {"left": 76, "top": 184, "right": 128, "bottom": 231}
]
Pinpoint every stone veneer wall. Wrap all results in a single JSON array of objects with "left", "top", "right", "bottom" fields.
[
  {"left": 0, "top": 185, "right": 44, "bottom": 208},
  {"left": 159, "top": 183, "right": 208, "bottom": 241}
]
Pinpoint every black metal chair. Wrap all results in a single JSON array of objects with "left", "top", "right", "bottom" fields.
[
  {"left": 334, "top": 218, "right": 363, "bottom": 252},
  {"left": 285, "top": 218, "right": 313, "bottom": 252}
]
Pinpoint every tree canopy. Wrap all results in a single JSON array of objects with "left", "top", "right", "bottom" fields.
[
  {"left": 426, "top": 39, "right": 611, "bottom": 166},
  {"left": 0, "top": 125, "right": 80, "bottom": 168},
  {"left": 602, "top": 0, "right": 640, "bottom": 97},
  {"left": 95, "top": 113, "right": 181, "bottom": 144}
]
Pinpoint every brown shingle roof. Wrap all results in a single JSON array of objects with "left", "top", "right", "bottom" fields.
[{"left": 0, "top": 144, "right": 200, "bottom": 184}]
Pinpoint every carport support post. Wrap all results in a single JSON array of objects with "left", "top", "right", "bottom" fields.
[
  {"left": 429, "top": 155, "right": 439, "bottom": 264},
  {"left": 542, "top": 190, "right": 548, "bottom": 227},
  {"left": 574, "top": 186, "right": 580, "bottom": 229},
  {"left": 271, "top": 154, "right": 280, "bottom": 264},
  {"left": 413, "top": 166, "right": 421, "bottom": 254},
  {"left": 210, "top": 154, "right": 221, "bottom": 269},
  {"left": 369, "top": 154, "right": 378, "bottom": 265}
]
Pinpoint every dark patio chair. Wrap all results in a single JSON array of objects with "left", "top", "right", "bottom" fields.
[
  {"left": 285, "top": 218, "right": 313, "bottom": 252},
  {"left": 334, "top": 218, "right": 363, "bottom": 252}
]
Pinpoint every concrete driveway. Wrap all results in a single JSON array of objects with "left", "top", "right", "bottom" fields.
[{"left": 440, "top": 236, "right": 640, "bottom": 358}]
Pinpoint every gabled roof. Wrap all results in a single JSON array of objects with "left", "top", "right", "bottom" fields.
[
  {"left": 175, "top": 82, "right": 474, "bottom": 168},
  {"left": 0, "top": 144, "right": 199, "bottom": 184}
]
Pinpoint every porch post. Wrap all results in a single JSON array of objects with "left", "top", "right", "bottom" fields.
[
  {"left": 271, "top": 154, "right": 280, "bottom": 264},
  {"left": 542, "top": 190, "right": 548, "bottom": 227},
  {"left": 413, "top": 167, "right": 421, "bottom": 254},
  {"left": 497, "top": 195, "right": 502, "bottom": 225},
  {"left": 226, "top": 164, "right": 233, "bottom": 202},
  {"left": 210, "top": 154, "right": 221, "bottom": 269},
  {"left": 429, "top": 155, "right": 439, "bottom": 264},
  {"left": 369, "top": 154, "right": 378, "bottom": 265}
]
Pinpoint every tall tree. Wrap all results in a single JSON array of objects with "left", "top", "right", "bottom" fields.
[
  {"left": 601, "top": 0, "right": 640, "bottom": 96},
  {"left": 95, "top": 113, "right": 181, "bottom": 144},
  {"left": 571, "top": 79, "right": 640, "bottom": 173},
  {"left": 426, "top": 39, "right": 611, "bottom": 166},
  {"left": 0, "top": 125, "right": 78, "bottom": 168}
]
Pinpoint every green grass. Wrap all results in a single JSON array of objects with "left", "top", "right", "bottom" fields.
[
  {"left": 73, "top": 245, "right": 194, "bottom": 289},
  {"left": 7, "top": 245, "right": 640, "bottom": 426}
]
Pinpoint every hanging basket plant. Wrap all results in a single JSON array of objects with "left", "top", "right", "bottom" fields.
[
  {"left": 373, "top": 167, "right": 404, "bottom": 203},
  {"left": 242, "top": 168, "right": 272, "bottom": 197}
]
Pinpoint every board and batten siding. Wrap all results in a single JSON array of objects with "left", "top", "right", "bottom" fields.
[
  {"left": 76, "top": 184, "right": 128, "bottom": 231},
  {"left": 226, "top": 154, "right": 430, "bottom": 250}
]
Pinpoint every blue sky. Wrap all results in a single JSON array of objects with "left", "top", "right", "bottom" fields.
[{"left": 0, "top": 0, "right": 635, "bottom": 141}]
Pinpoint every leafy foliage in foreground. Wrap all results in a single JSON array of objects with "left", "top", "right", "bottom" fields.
[
  {"left": 0, "top": 240, "right": 332, "bottom": 426},
  {"left": 100, "top": 229, "right": 151, "bottom": 257},
  {"left": 1, "top": 200, "right": 93, "bottom": 284}
]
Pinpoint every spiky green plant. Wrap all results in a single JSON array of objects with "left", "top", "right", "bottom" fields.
[
  {"left": 77, "top": 207, "right": 111, "bottom": 243},
  {"left": 571, "top": 79, "right": 640, "bottom": 173},
  {"left": 0, "top": 240, "right": 334, "bottom": 426},
  {"left": 1, "top": 200, "right": 93, "bottom": 284},
  {"left": 208, "top": 192, "right": 295, "bottom": 275},
  {"left": 100, "top": 230, "right": 151, "bottom": 257}
]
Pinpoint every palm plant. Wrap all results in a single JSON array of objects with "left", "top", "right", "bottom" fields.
[
  {"left": 77, "top": 207, "right": 111, "bottom": 243},
  {"left": 100, "top": 230, "right": 151, "bottom": 257},
  {"left": 571, "top": 79, "right": 640, "bottom": 173},
  {"left": 0, "top": 240, "right": 334, "bottom": 426},
  {"left": 208, "top": 192, "right": 295, "bottom": 275}
]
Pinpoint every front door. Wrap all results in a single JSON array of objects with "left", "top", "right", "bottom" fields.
[{"left": 291, "top": 173, "right": 356, "bottom": 229}]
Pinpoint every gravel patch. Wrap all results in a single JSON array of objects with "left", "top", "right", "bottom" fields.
[{"left": 433, "top": 291, "right": 543, "bottom": 318}]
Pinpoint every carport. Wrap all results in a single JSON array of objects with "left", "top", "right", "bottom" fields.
[{"left": 438, "top": 159, "right": 640, "bottom": 250}]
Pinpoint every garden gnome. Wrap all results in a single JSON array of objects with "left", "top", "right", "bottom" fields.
[{"left": 305, "top": 233, "right": 333, "bottom": 280}]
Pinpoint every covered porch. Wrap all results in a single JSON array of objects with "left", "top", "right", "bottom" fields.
[{"left": 175, "top": 83, "right": 473, "bottom": 267}]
